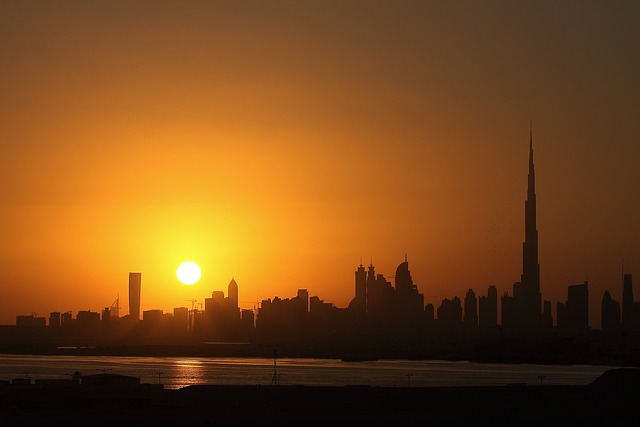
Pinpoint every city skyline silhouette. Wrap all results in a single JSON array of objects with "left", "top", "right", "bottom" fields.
[
  {"left": 4, "top": 125, "right": 636, "bottom": 341},
  {"left": 2, "top": 4, "right": 640, "bottom": 424},
  {"left": 1, "top": 2, "right": 638, "bottom": 333},
  {"left": 5, "top": 134, "right": 639, "bottom": 366}
]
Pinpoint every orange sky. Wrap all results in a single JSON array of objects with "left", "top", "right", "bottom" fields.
[{"left": 1, "top": 1, "right": 639, "bottom": 327}]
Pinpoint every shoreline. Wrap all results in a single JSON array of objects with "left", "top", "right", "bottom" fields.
[
  {"left": 0, "top": 342, "right": 628, "bottom": 366},
  {"left": 2, "top": 369, "right": 639, "bottom": 426},
  {"left": 1, "top": 342, "right": 633, "bottom": 367}
]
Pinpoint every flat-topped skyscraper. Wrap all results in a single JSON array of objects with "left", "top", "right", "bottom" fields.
[{"left": 129, "top": 272, "right": 141, "bottom": 321}]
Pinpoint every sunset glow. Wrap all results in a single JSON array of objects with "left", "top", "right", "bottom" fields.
[{"left": 0, "top": 1, "right": 638, "bottom": 328}]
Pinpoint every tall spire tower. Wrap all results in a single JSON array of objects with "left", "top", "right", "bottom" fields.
[{"left": 521, "top": 120, "right": 541, "bottom": 317}]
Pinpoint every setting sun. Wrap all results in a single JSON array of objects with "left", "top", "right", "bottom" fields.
[{"left": 176, "top": 261, "right": 201, "bottom": 285}]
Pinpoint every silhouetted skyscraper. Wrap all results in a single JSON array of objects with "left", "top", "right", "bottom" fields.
[
  {"left": 395, "top": 255, "right": 415, "bottom": 295},
  {"left": 602, "top": 290, "right": 621, "bottom": 333},
  {"left": 61, "top": 311, "right": 73, "bottom": 328},
  {"left": 173, "top": 307, "right": 190, "bottom": 331},
  {"left": 521, "top": 123, "right": 541, "bottom": 316},
  {"left": 394, "top": 256, "right": 424, "bottom": 316},
  {"left": 101, "top": 307, "right": 111, "bottom": 323},
  {"left": 349, "top": 262, "right": 367, "bottom": 312},
  {"left": 129, "top": 272, "right": 141, "bottom": 321},
  {"left": 364, "top": 261, "right": 394, "bottom": 315},
  {"left": 228, "top": 278, "right": 239, "bottom": 308},
  {"left": 463, "top": 289, "right": 478, "bottom": 327},
  {"left": 558, "top": 281, "right": 589, "bottom": 339},
  {"left": 570, "top": 282, "right": 589, "bottom": 325},
  {"left": 425, "top": 303, "right": 435, "bottom": 322},
  {"left": 437, "top": 297, "right": 462, "bottom": 329},
  {"left": 542, "top": 300, "right": 553, "bottom": 327},
  {"left": 49, "top": 311, "right": 61, "bottom": 328},
  {"left": 297, "top": 289, "right": 309, "bottom": 313},
  {"left": 505, "top": 123, "right": 542, "bottom": 331},
  {"left": 479, "top": 285, "right": 498, "bottom": 328},
  {"left": 352, "top": 258, "right": 424, "bottom": 326}
]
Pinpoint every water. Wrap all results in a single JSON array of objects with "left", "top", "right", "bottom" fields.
[{"left": 0, "top": 354, "right": 614, "bottom": 390}]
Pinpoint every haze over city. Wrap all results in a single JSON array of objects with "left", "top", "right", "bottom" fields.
[{"left": 1, "top": 1, "right": 638, "bottom": 328}]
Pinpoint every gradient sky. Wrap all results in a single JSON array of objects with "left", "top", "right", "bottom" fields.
[{"left": 1, "top": 1, "right": 638, "bottom": 327}]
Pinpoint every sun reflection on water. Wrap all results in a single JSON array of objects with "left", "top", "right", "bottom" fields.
[
  {"left": 167, "top": 359, "right": 210, "bottom": 388},
  {"left": 0, "top": 355, "right": 615, "bottom": 390}
]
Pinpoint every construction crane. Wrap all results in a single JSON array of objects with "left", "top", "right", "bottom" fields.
[
  {"left": 110, "top": 294, "right": 120, "bottom": 318},
  {"left": 243, "top": 301, "right": 261, "bottom": 311},
  {"left": 183, "top": 299, "right": 205, "bottom": 332},
  {"left": 184, "top": 299, "right": 198, "bottom": 310}
]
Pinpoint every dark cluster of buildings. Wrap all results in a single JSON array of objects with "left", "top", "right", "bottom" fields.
[
  {"left": 12, "top": 274, "right": 257, "bottom": 346},
  {"left": 5, "top": 127, "right": 640, "bottom": 363}
]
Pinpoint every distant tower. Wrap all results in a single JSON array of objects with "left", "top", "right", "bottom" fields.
[
  {"left": 297, "top": 289, "right": 309, "bottom": 313},
  {"left": 565, "top": 281, "right": 589, "bottom": 338},
  {"left": 479, "top": 285, "right": 498, "bottom": 328},
  {"left": 463, "top": 289, "right": 478, "bottom": 327},
  {"left": 49, "top": 312, "right": 61, "bottom": 328},
  {"left": 128, "top": 272, "right": 141, "bottom": 321},
  {"left": 365, "top": 260, "right": 379, "bottom": 313},
  {"left": 522, "top": 122, "right": 541, "bottom": 313},
  {"left": 394, "top": 255, "right": 415, "bottom": 295},
  {"left": 228, "top": 278, "right": 239, "bottom": 308},
  {"left": 601, "top": 290, "right": 621, "bottom": 333},
  {"left": 348, "top": 262, "right": 367, "bottom": 312},
  {"left": 394, "top": 257, "right": 424, "bottom": 315},
  {"left": 510, "top": 122, "right": 542, "bottom": 330},
  {"left": 622, "top": 273, "right": 634, "bottom": 330},
  {"left": 367, "top": 260, "right": 376, "bottom": 284}
]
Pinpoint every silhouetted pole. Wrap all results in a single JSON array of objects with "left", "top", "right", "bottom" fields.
[
  {"left": 156, "top": 371, "right": 163, "bottom": 384},
  {"left": 271, "top": 349, "right": 278, "bottom": 386},
  {"left": 406, "top": 372, "right": 412, "bottom": 388}
]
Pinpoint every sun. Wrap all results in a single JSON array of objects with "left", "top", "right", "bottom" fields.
[{"left": 176, "top": 261, "right": 201, "bottom": 285}]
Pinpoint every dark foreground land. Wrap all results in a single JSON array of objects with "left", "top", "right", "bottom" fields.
[{"left": 2, "top": 368, "right": 640, "bottom": 426}]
